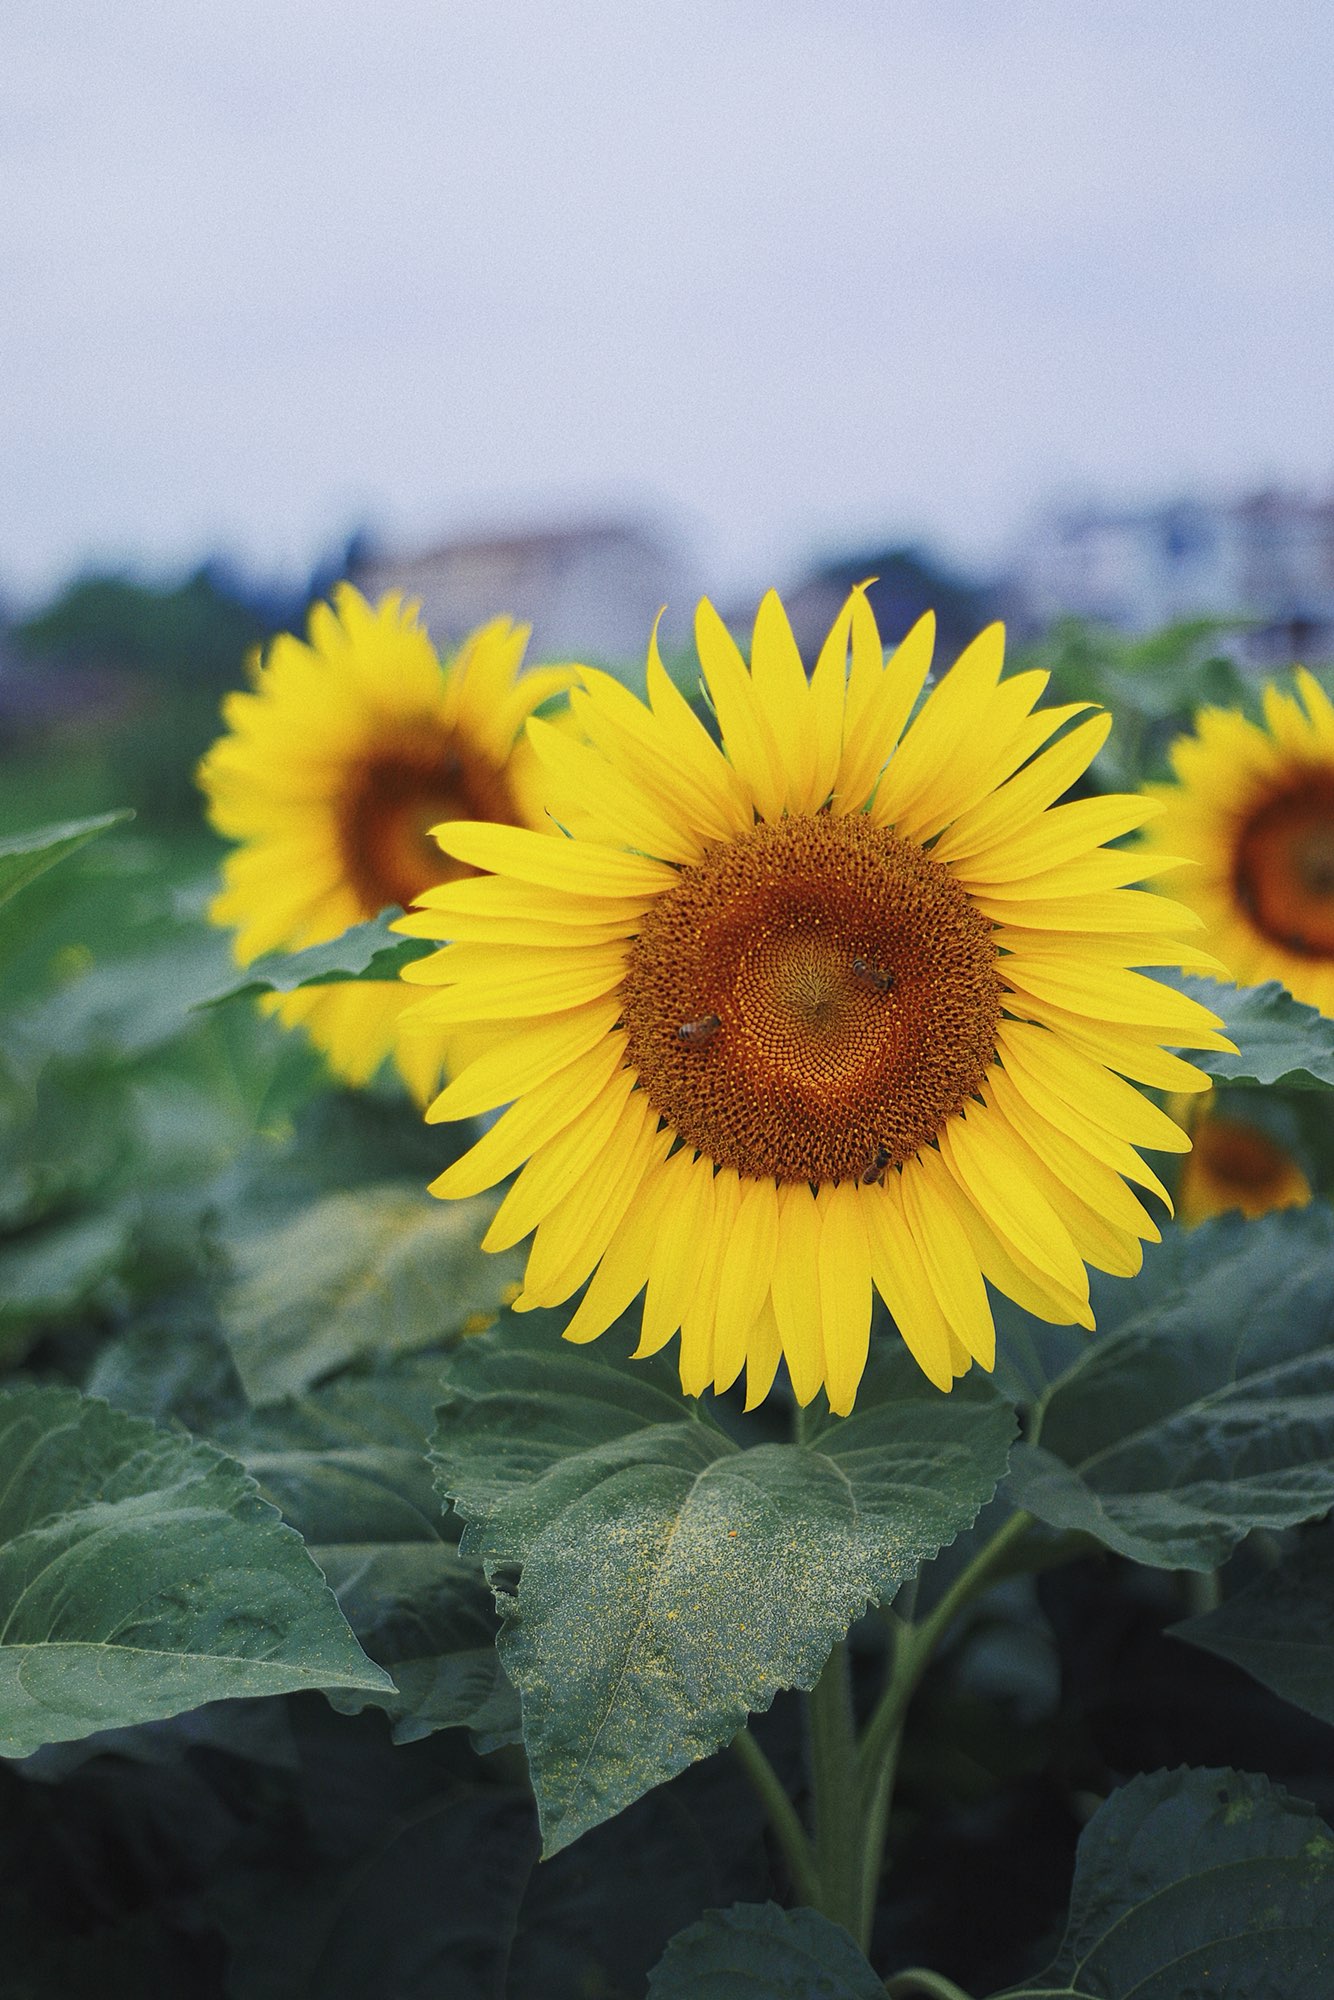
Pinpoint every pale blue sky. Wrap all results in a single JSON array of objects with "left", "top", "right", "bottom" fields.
[{"left": 3, "top": 0, "right": 1332, "bottom": 605}]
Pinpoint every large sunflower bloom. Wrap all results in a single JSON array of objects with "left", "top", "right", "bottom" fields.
[
  {"left": 1143, "top": 671, "right": 1334, "bottom": 1016},
  {"left": 199, "top": 584, "right": 573, "bottom": 1099},
  {"left": 399, "top": 590, "right": 1228, "bottom": 1414}
]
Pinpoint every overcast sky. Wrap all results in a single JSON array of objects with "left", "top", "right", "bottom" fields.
[{"left": 3, "top": 0, "right": 1333, "bottom": 608}]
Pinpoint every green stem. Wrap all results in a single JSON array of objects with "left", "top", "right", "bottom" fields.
[
  {"left": 1183, "top": 1566, "right": 1222, "bottom": 1618},
  {"left": 860, "top": 1508, "right": 1034, "bottom": 1789},
  {"left": 883, "top": 1970, "right": 977, "bottom": 2000},
  {"left": 731, "top": 1725, "right": 820, "bottom": 1909},
  {"left": 808, "top": 1639, "right": 868, "bottom": 1947}
]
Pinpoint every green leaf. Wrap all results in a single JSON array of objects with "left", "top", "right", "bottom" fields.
[
  {"left": 430, "top": 1315, "right": 1015, "bottom": 1853},
  {"left": 0, "top": 1208, "right": 131, "bottom": 1331},
  {"left": 992, "top": 1766, "right": 1334, "bottom": 1997},
  {"left": 1005, "top": 1206, "right": 1334, "bottom": 1569},
  {"left": 647, "top": 1903, "right": 883, "bottom": 1997},
  {"left": 0, "top": 811, "right": 133, "bottom": 913},
  {"left": 222, "top": 1183, "right": 523, "bottom": 1404},
  {"left": 1171, "top": 975, "right": 1334, "bottom": 1089},
  {"left": 1172, "top": 1524, "right": 1334, "bottom": 1729},
  {"left": 0, "top": 1383, "right": 392, "bottom": 1759},
  {"left": 206, "top": 910, "right": 431, "bottom": 1005},
  {"left": 224, "top": 1359, "right": 514, "bottom": 1745}
]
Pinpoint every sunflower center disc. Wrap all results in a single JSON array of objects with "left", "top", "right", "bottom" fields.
[
  {"left": 337, "top": 728, "right": 521, "bottom": 912},
  {"left": 1234, "top": 773, "right": 1334, "bottom": 959},
  {"left": 1196, "top": 1115, "right": 1294, "bottom": 1198},
  {"left": 621, "top": 813, "right": 1002, "bottom": 1184}
]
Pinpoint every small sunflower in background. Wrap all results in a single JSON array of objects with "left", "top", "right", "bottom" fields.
[
  {"left": 1173, "top": 1090, "right": 1312, "bottom": 1228},
  {"left": 1144, "top": 669, "right": 1334, "bottom": 1016},
  {"left": 398, "top": 588, "right": 1228, "bottom": 1415},
  {"left": 198, "top": 583, "right": 574, "bottom": 1100}
]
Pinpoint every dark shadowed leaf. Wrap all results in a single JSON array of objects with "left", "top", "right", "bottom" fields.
[
  {"left": 222, "top": 1183, "right": 523, "bottom": 1403},
  {"left": 0, "top": 1208, "right": 131, "bottom": 1334},
  {"left": 430, "top": 1314, "right": 1015, "bottom": 1853},
  {"left": 0, "top": 811, "right": 133, "bottom": 913},
  {"left": 1169, "top": 974, "right": 1334, "bottom": 1089},
  {"left": 0, "top": 1384, "right": 391, "bottom": 1759},
  {"left": 206, "top": 910, "right": 430, "bottom": 1005},
  {"left": 648, "top": 1902, "right": 883, "bottom": 1998},
  {"left": 224, "top": 1359, "right": 514, "bottom": 1745},
  {"left": 1005, "top": 1207, "right": 1334, "bottom": 1568},
  {"left": 1173, "top": 1523, "right": 1334, "bottom": 1729},
  {"left": 992, "top": 1767, "right": 1334, "bottom": 1997}
]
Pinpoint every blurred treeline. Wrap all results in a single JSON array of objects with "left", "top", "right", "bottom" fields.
[{"left": 0, "top": 544, "right": 366, "bottom": 839}]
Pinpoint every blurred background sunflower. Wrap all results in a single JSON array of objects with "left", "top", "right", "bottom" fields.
[
  {"left": 198, "top": 583, "right": 574, "bottom": 1099},
  {"left": 1144, "top": 672, "right": 1334, "bottom": 1016}
]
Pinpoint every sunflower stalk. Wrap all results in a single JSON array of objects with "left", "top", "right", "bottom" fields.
[
  {"left": 883, "top": 1971, "right": 978, "bottom": 1999},
  {"left": 780, "top": 1510, "right": 1037, "bottom": 1954}
]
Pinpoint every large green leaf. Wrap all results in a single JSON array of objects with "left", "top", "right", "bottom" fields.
[
  {"left": 430, "top": 1315, "right": 1015, "bottom": 1853},
  {"left": 992, "top": 1766, "right": 1334, "bottom": 1997},
  {"left": 206, "top": 910, "right": 431, "bottom": 1005},
  {"left": 1004, "top": 1207, "right": 1334, "bottom": 1569},
  {"left": 647, "top": 1903, "right": 883, "bottom": 1998},
  {"left": 1172, "top": 1523, "right": 1334, "bottom": 1729},
  {"left": 223, "top": 1358, "right": 514, "bottom": 1745},
  {"left": 222, "top": 1183, "right": 523, "bottom": 1403},
  {"left": 0, "top": 811, "right": 133, "bottom": 912},
  {"left": 1169, "top": 974, "right": 1334, "bottom": 1089},
  {"left": 0, "top": 1384, "right": 391, "bottom": 1759}
]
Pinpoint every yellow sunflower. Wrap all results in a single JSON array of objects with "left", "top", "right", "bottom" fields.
[
  {"left": 199, "top": 583, "right": 574, "bottom": 1100},
  {"left": 1173, "top": 1089, "right": 1312, "bottom": 1228},
  {"left": 1144, "top": 670, "right": 1334, "bottom": 1016},
  {"left": 398, "top": 589, "right": 1228, "bottom": 1414}
]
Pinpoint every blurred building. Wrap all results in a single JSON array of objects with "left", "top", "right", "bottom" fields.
[
  {"left": 1012, "top": 489, "right": 1334, "bottom": 661},
  {"left": 353, "top": 518, "right": 694, "bottom": 666}
]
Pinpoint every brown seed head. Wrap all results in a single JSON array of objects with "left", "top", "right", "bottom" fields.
[{"left": 620, "top": 813, "right": 1002, "bottom": 1184}]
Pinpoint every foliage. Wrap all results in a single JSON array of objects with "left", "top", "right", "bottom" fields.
[
  {"left": 1, "top": 618, "right": 1333, "bottom": 1992},
  {"left": 12, "top": 566, "right": 272, "bottom": 688}
]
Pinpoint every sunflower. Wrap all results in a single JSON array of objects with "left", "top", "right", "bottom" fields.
[
  {"left": 1144, "top": 670, "right": 1334, "bottom": 1016},
  {"left": 198, "top": 583, "right": 574, "bottom": 1099},
  {"left": 1173, "top": 1090, "right": 1312, "bottom": 1228},
  {"left": 398, "top": 589, "right": 1228, "bottom": 1413}
]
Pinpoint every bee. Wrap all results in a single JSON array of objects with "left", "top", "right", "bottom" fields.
[
  {"left": 852, "top": 957, "right": 894, "bottom": 994},
  {"left": 676, "top": 1013, "right": 721, "bottom": 1047},
  {"left": 860, "top": 1145, "right": 891, "bottom": 1186}
]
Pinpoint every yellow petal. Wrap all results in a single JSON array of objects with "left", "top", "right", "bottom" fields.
[
  {"left": 482, "top": 1068, "right": 637, "bottom": 1251},
  {"left": 835, "top": 611, "right": 934, "bottom": 813},
  {"left": 861, "top": 1174, "right": 954, "bottom": 1391},
  {"left": 425, "top": 1001, "right": 620, "bottom": 1123},
  {"left": 429, "top": 1035, "right": 626, "bottom": 1199},
  {"left": 743, "top": 1295, "right": 785, "bottom": 1411},
  {"left": 953, "top": 795, "right": 1164, "bottom": 886},
  {"left": 932, "top": 712, "right": 1114, "bottom": 864},
  {"left": 900, "top": 1152, "right": 995, "bottom": 1370},
  {"left": 695, "top": 598, "right": 787, "bottom": 820},
  {"left": 938, "top": 1108, "right": 1088, "bottom": 1295},
  {"left": 750, "top": 590, "right": 816, "bottom": 809},
  {"left": 562, "top": 1162, "right": 675, "bottom": 1344},
  {"left": 679, "top": 1167, "right": 737, "bottom": 1396},
  {"left": 526, "top": 715, "right": 702, "bottom": 865},
  {"left": 432, "top": 821, "right": 678, "bottom": 898},
  {"left": 770, "top": 1182, "right": 825, "bottom": 1406},
  {"left": 712, "top": 1173, "right": 779, "bottom": 1393},
  {"left": 638, "top": 1152, "right": 713, "bottom": 1358},
  {"left": 817, "top": 1181, "right": 873, "bottom": 1415},
  {"left": 514, "top": 1093, "right": 666, "bottom": 1307}
]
